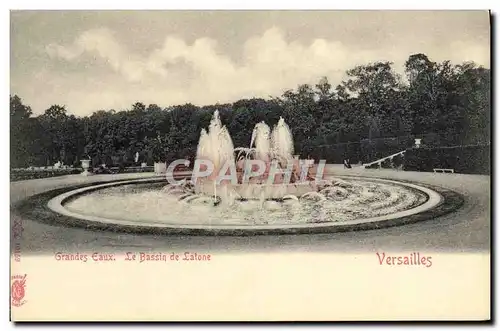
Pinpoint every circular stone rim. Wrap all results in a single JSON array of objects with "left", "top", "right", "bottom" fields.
[{"left": 46, "top": 176, "right": 443, "bottom": 231}]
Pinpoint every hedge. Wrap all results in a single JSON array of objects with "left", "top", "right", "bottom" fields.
[
  {"left": 10, "top": 166, "right": 155, "bottom": 181},
  {"left": 10, "top": 169, "right": 81, "bottom": 181},
  {"left": 309, "top": 143, "right": 362, "bottom": 164},
  {"left": 403, "top": 144, "right": 490, "bottom": 175}
]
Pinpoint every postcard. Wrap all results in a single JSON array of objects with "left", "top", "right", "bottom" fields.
[{"left": 10, "top": 10, "right": 491, "bottom": 321}]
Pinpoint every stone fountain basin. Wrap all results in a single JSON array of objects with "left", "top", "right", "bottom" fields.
[
  {"left": 33, "top": 175, "right": 466, "bottom": 236},
  {"left": 195, "top": 181, "right": 317, "bottom": 199}
]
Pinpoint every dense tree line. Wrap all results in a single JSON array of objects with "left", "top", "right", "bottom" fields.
[{"left": 10, "top": 53, "right": 490, "bottom": 168}]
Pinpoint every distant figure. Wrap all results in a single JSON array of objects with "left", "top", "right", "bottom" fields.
[{"left": 343, "top": 158, "right": 352, "bottom": 169}]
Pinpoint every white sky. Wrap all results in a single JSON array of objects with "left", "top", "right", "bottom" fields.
[{"left": 10, "top": 10, "right": 490, "bottom": 116}]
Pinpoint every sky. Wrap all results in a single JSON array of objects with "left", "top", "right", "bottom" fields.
[{"left": 10, "top": 10, "right": 490, "bottom": 116}]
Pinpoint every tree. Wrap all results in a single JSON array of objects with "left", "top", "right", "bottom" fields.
[
  {"left": 341, "top": 62, "right": 401, "bottom": 100},
  {"left": 276, "top": 84, "right": 318, "bottom": 155},
  {"left": 9, "top": 55, "right": 491, "bottom": 170},
  {"left": 405, "top": 53, "right": 436, "bottom": 87},
  {"left": 368, "top": 116, "right": 380, "bottom": 141},
  {"left": 10, "top": 95, "right": 36, "bottom": 167},
  {"left": 132, "top": 102, "right": 146, "bottom": 112},
  {"left": 10, "top": 95, "right": 32, "bottom": 120},
  {"left": 315, "top": 76, "right": 334, "bottom": 102},
  {"left": 454, "top": 65, "right": 490, "bottom": 144}
]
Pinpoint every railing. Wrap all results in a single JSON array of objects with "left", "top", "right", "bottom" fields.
[
  {"left": 362, "top": 150, "right": 406, "bottom": 169},
  {"left": 107, "top": 166, "right": 154, "bottom": 173}
]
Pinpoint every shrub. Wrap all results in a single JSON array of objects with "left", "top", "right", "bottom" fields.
[
  {"left": 365, "top": 163, "right": 380, "bottom": 169},
  {"left": 10, "top": 168, "right": 81, "bottom": 181},
  {"left": 392, "top": 154, "right": 403, "bottom": 168},
  {"left": 310, "top": 143, "right": 362, "bottom": 164},
  {"left": 381, "top": 159, "right": 392, "bottom": 169},
  {"left": 403, "top": 144, "right": 490, "bottom": 175},
  {"left": 113, "top": 166, "right": 154, "bottom": 173}
]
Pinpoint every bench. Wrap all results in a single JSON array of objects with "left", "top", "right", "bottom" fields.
[{"left": 433, "top": 168, "right": 454, "bottom": 173}]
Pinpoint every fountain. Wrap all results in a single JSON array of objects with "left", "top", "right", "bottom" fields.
[
  {"left": 188, "top": 111, "right": 318, "bottom": 202},
  {"left": 43, "top": 109, "right": 446, "bottom": 233}
]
